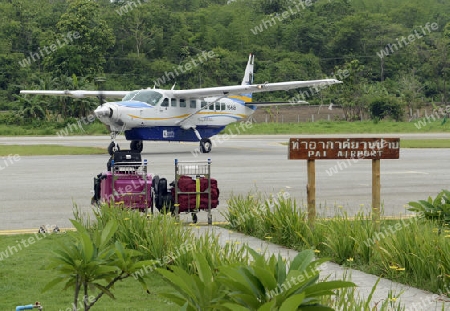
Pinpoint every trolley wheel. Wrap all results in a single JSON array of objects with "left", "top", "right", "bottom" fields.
[
  {"left": 130, "top": 140, "right": 143, "bottom": 153},
  {"left": 192, "top": 213, "right": 198, "bottom": 224},
  {"left": 108, "top": 142, "right": 120, "bottom": 155},
  {"left": 200, "top": 138, "right": 212, "bottom": 153},
  {"left": 207, "top": 214, "right": 212, "bottom": 225}
]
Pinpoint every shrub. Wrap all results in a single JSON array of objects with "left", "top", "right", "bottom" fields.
[
  {"left": 369, "top": 97, "right": 403, "bottom": 121},
  {"left": 408, "top": 190, "right": 450, "bottom": 225}
]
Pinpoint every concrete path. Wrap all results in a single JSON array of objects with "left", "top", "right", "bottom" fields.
[{"left": 191, "top": 225, "right": 450, "bottom": 311}]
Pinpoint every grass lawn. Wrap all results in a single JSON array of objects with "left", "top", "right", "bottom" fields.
[
  {"left": 0, "top": 138, "right": 449, "bottom": 158},
  {"left": 224, "top": 120, "right": 450, "bottom": 134},
  {"left": 0, "top": 145, "right": 106, "bottom": 156},
  {"left": 0, "top": 233, "right": 177, "bottom": 310},
  {"left": 400, "top": 139, "right": 450, "bottom": 148}
]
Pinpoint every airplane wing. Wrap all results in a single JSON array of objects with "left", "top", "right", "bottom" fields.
[
  {"left": 19, "top": 90, "right": 128, "bottom": 98},
  {"left": 172, "top": 79, "right": 342, "bottom": 98}
]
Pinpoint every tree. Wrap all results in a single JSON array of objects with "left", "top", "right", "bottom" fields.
[
  {"left": 15, "top": 94, "right": 46, "bottom": 120},
  {"left": 46, "top": 0, "right": 115, "bottom": 76}
]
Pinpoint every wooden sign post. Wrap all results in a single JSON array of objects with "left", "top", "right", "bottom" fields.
[{"left": 288, "top": 138, "right": 400, "bottom": 229}]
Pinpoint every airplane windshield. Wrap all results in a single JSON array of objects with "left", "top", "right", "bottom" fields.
[{"left": 122, "top": 90, "right": 162, "bottom": 106}]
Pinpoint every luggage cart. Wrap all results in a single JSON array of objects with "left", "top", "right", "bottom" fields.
[
  {"left": 93, "top": 151, "right": 153, "bottom": 215},
  {"left": 173, "top": 159, "right": 217, "bottom": 225},
  {"left": 110, "top": 157, "right": 152, "bottom": 214}
]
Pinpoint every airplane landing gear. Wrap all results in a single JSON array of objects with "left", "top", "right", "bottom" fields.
[
  {"left": 108, "top": 131, "right": 120, "bottom": 156},
  {"left": 200, "top": 138, "right": 212, "bottom": 153},
  {"left": 130, "top": 140, "right": 143, "bottom": 153},
  {"left": 108, "top": 142, "right": 120, "bottom": 155},
  {"left": 191, "top": 127, "right": 212, "bottom": 154}
]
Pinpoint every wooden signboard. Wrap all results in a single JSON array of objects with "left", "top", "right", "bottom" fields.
[
  {"left": 288, "top": 138, "right": 400, "bottom": 160},
  {"left": 288, "top": 137, "right": 400, "bottom": 230}
]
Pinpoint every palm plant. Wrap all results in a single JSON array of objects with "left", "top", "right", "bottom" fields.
[
  {"left": 157, "top": 248, "right": 355, "bottom": 310},
  {"left": 14, "top": 94, "right": 47, "bottom": 120},
  {"left": 43, "top": 219, "right": 156, "bottom": 311}
]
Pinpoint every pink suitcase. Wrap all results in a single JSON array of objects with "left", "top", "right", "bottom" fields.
[{"left": 99, "top": 171, "right": 153, "bottom": 212}]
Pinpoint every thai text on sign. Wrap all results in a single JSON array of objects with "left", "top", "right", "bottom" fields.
[{"left": 288, "top": 138, "right": 400, "bottom": 160}]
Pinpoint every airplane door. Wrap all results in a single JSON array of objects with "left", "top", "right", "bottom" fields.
[
  {"left": 157, "top": 98, "right": 170, "bottom": 124},
  {"left": 159, "top": 98, "right": 169, "bottom": 112}
]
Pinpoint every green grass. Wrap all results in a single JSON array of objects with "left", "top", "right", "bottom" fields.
[
  {"left": 0, "top": 121, "right": 109, "bottom": 136},
  {"left": 224, "top": 120, "right": 450, "bottom": 134},
  {"left": 400, "top": 139, "right": 450, "bottom": 148},
  {"left": 224, "top": 193, "right": 450, "bottom": 297},
  {"left": 0, "top": 233, "right": 177, "bottom": 311},
  {"left": 0, "top": 145, "right": 106, "bottom": 156}
]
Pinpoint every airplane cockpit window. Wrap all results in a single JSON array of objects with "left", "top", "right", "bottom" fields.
[
  {"left": 122, "top": 90, "right": 162, "bottom": 106},
  {"left": 161, "top": 98, "right": 169, "bottom": 107}
]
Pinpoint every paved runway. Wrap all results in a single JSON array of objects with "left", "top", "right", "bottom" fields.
[{"left": 0, "top": 134, "right": 449, "bottom": 230}]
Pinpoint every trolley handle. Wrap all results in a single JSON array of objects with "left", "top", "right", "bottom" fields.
[
  {"left": 16, "top": 302, "right": 42, "bottom": 311},
  {"left": 175, "top": 159, "right": 211, "bottom": 164}
]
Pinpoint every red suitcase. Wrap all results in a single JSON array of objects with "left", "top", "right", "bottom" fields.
[{"left": 172, "top": 175, "right": 219, "bottom": 212}]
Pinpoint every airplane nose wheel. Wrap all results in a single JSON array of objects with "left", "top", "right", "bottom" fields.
[
  {"left": 200, "top": 138, "right": 212, "bottom": 153},
  {"left": 108, "top": 142, "right": 120, "bottom": 155},
  {"left": 130, "top": 140, "right": 143, "bottom": 153}
]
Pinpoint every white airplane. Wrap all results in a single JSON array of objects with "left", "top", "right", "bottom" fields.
[{"left": 21, "top": 54, "right": 342, "bottom": 155}]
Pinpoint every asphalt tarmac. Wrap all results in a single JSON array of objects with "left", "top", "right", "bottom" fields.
[{"left": 0, "top": 134, "right": 449, "bottom": 230}]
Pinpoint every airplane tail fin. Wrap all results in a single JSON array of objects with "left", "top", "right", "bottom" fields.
[
  {"left": 242, "top": 54, "right": 254, "bottom": 86},
  {"left": 237, "top": 53, "right": 254, "bottom": 103}
]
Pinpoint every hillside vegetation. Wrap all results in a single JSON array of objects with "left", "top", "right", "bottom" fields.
[{"left": 1, "top": 0, "right": 450, "bottom": 126}]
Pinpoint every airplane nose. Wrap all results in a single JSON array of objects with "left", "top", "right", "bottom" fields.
[{"left": 94, "top": 105, "right": 113, "bottom": 118}]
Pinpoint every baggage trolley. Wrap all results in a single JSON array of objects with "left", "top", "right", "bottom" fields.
[
  {"left": 110, "top": 157, "right": 152, "bottom": 214},
  {"left": 173, "top": 159, "right": 216, "bottom": 225},
  {"left": 93, "top": 151, "right": 153, "bottom": 215}
]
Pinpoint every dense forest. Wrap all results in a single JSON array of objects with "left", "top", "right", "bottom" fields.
[{"left": 1, "top": 0, "right": 450, "bottom": 124}]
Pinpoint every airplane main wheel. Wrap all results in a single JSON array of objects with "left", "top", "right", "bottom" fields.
[
  {"left": 130, "top": 140, "right": 143, "bottom": 153},
  {"left": 107, "top": 142, "right": 120, "bottom": 156},
  {"left": 200, "top": 138, "right": 212, "bottom": 153}
]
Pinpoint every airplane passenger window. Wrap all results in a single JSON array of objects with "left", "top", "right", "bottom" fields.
[
  {"left": 180, "top": 99, "right": 186, "bottom": 107},
  {"left": 215, "top": 103, "right": 220, "bottom": 110},
  {"left": 201, "top": 101, "right": 207, "bottom": 108},
  {"left": 209, "top": 103, "right": 214, "bottom": 110},
  {"left": 190, "top": 100, "right": 196, "bottom": 108},
  {"left": 161, "top": 98, "right": 169, "bottom": 107},
  {"left": 171, "top": 98, "right": 177, "bottom": 107},
  {"left": 221, "top": 103, "right": 226, "bottom": 110}
]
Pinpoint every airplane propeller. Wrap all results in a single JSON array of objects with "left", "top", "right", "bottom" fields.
[{"left": 95, "top": 77, "right": 106, "bottom": 106}]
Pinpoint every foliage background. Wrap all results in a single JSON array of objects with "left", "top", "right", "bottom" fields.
[{"left": 1, "top": 0, "right": 450, "bottom": 123}]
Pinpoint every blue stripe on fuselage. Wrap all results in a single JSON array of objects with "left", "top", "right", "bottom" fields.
[
  {"left": 116, "top": 101, "right": 153, "bottom": 108},
  {"left": 124, "top": 126, "right": 225, "bottom": 142}
]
